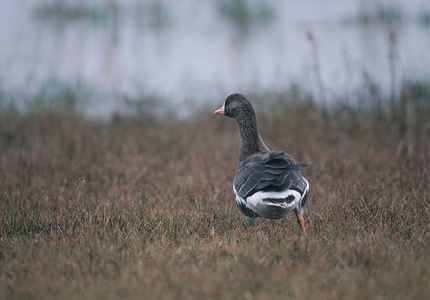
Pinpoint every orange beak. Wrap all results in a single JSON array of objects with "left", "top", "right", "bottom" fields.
[{"left": 214, "top": 105, "right": 225, "bottom": 115}]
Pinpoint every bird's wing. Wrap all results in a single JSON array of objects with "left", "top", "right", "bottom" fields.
[{"left": 234, "top": 151, "right": 307, "bottom": 199}]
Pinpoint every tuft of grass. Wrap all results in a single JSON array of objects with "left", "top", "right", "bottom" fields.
[
  {"left": 0, "top": 100, "right": 429, "bottom": 299},
  {"left": 417, "top": 9, "right": 430, "bottom": 27},
  {"left": 34, "top": 1, "right": 172, "bottom": 31},
  {"left": 10, "top": 80, "right": 92, "bottom": 114},
  {"left": 217, "top": 0, "right": 275, "bottom": 35},
  {"left": 347, "top": 4, "right": 405, "bottom": 26},
  {"left": 34, "top": 2, "right": 115, "bottom": 23}
]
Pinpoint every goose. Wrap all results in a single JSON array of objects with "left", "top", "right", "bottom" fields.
[{"left": 214, "top": 93, "right": 310, "bottom": 233}]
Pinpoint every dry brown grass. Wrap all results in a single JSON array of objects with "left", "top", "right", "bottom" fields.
[{"left": 0, "top": 107, "right": 429, "bottom": 299}]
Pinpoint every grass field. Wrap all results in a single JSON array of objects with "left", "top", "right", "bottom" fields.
[{"left": 0, "top": 103, "right": 429, "bottom": 299}]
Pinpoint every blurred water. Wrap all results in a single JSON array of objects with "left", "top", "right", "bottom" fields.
[{"left": 1, "top": 0, "right": 429, "bottom": 118}]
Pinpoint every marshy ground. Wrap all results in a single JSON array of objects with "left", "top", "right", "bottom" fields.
[{"left": 0, "top": 104, "right": 429, "bottom": 299}]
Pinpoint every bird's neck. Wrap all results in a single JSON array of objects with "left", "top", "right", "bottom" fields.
[{"left": 235, "top": 111, "right": 269, "bottom": 161}]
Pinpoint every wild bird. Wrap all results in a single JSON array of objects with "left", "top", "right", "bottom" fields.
[{"left": 214, "top": 94, "right": 310, "bottom": 233}]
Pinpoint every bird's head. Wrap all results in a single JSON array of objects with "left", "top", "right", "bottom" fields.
[{"left": 214, "top": 93, "right": 253, "bottom": 119}]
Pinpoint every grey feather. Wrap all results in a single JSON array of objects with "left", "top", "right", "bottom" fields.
[{"left": 234, "top": 151, "right": 307, "bottom": 199}]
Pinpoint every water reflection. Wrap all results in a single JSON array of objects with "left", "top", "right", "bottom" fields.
[{"left": 0, "top": 0, "right": 429, "bottom": 118}]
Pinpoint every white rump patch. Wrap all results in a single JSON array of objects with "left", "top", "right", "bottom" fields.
[
  {"left": 234, "top": 185, "right": 304, "bottom": 219},
  {"left": 246, "top": 189, "right": 301, "bottom": 213}
]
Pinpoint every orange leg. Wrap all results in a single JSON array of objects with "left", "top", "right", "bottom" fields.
[{"left": 297, "top": 214, "right": 306, "bottom": 234}]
